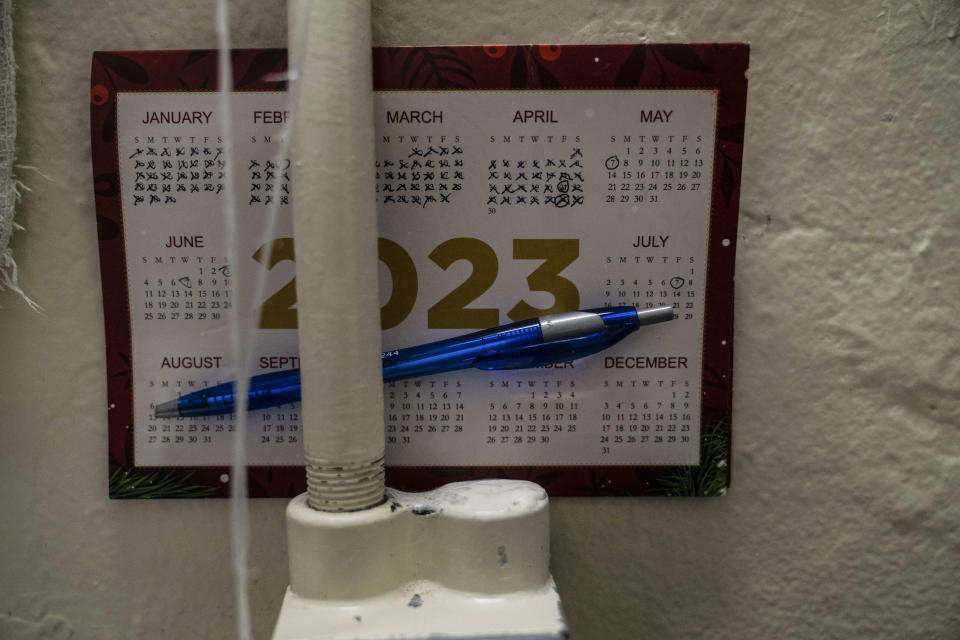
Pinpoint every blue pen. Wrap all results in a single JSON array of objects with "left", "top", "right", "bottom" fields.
[{"left": 154, "top": 305, "right": 673, "bottom": 418}]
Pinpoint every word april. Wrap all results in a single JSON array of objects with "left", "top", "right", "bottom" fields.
[{"left": 513, "top": 110, "right": 558, "bottom": 123}]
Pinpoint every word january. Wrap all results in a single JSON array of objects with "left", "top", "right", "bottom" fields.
[{"left": 141, "top": 111, "right": 213, "bottom": 125}]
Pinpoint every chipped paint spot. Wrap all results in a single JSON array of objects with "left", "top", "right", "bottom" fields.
[
  {"left": 497, "top": 545, "right": 508, "bottom": 566},
  {"left": 412, "top": 505, "right": 436, "bottom": 516},
  {"left": 408, "top": 593, "right": 423, "bottom": 608}
]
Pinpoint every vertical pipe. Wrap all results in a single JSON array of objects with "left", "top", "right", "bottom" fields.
[{"left": 288, "top": 0, "right": 385, "bottom": 512}]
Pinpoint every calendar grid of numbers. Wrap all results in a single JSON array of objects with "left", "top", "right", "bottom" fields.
[{"left": 91, "top": 44, "right": 749, "bottom": 498}]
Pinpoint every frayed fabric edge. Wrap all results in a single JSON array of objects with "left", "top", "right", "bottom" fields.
[
  {"left": 0, "top": 0, "right": 41, "bottom": 312},
  {"left": 0, "top": 246, "right": 42, "bottom": 312}
]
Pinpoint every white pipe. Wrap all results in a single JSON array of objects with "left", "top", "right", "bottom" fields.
[
  {"left": 216, "top": 1, "right": 253, "bottom": 636},
  {"left": 288, "top": 0, "right": 385, "bottom": 512}
]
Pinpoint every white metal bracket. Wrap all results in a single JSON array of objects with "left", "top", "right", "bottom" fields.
[{"left": 272, "top": 479, "right": 567, "bottom": 640}]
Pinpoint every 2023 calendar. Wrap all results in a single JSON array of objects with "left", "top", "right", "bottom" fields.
[{"left": 91, "top": 44, "right": 749, "bottom": 498}]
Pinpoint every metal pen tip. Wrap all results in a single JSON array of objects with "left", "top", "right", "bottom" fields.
[
  {"left": 154, "top": 399, "right": 181, "bottom": 419},
  {"left": 635, "top": 305, "right": 675, "bottom": 326}
]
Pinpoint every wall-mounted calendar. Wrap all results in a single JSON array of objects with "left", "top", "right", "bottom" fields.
[{"left": 90, "top": 44, "right": 749, "bottom": 498}]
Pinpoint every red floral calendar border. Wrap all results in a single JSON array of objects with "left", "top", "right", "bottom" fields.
[{"left": 91, "top": 44, "right": 748, "bottom": 498}]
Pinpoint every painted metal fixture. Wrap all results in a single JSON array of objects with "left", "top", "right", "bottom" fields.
[{"left": 272, "top": 480, "right": 567, "bottom": 640}]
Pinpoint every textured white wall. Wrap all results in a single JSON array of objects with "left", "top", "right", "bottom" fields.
[{"left": 1, "top": 1, "right": 958, "bottom": 638}]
